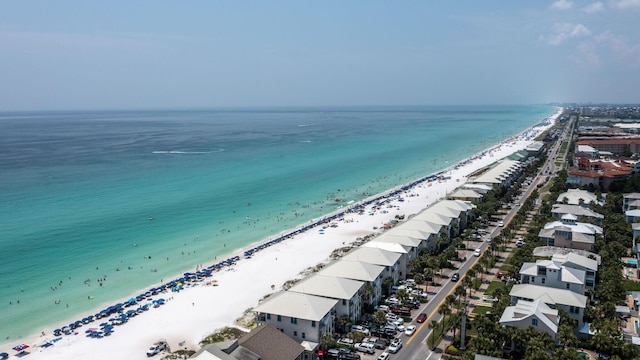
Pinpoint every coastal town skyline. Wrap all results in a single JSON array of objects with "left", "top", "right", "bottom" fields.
[{"left": 0, "top": 1, "right": 639, "bottom": 111}]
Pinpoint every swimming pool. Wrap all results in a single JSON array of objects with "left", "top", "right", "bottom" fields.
[
  {"left": 578, "top": 351, "right": 591, "bottom": 359},
  {"left": 628, "top": 259, "right": 638, "bottom": 266}
]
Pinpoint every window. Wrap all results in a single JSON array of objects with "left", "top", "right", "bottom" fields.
[
  {"left": 302, "top": 333, "right": 306, "bottom": 339},
  {"left": 541, "top": 278, "right": 545, "bottom": 284},
  {"left": 532, "top": 318, "right": 538, "bottom": 326},
  {"left": 342, "top": 299, "right": 347, "bottom": 306},
  {"left": 277, "top": 315, "right": 281, "bottom": 322},
  {"left": 291, "top": 317, "right": 298, "bottom": 324},
  {"left": 566, "top": 283, "right": 570, "bottom": 289},
  {"left": 312, "top": 321, "right": 316, "bottom": 328},
  {"left": 294, "top": 331, "right": 297, "bottom": 337},
  {"left": 531, "top": 276, "right": 535, "bottom": 283},
  {"left": 266, "top": 314, "right": 271, "bottom": 320}
]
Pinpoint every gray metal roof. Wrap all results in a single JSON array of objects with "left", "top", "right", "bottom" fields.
[
  {"left": 254, "top": 291, "right": 338, "bottom": 321},
  {"left": 288, "top": 274, "right": 363, "bottom": 300}
]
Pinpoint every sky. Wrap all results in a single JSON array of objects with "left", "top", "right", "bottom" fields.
[{"left": 0, "top": 1, "right": 638, "bottom": 110}]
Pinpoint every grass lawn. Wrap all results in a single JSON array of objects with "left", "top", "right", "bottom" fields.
[
  {"left": 484, "top": 281, "right": 505, "bottom": 296},
  {"left": 624, "top": 279, "right": 640, "bottom": 291},
  {"left": 471, "top": 305, "right": 492, "bottom": 316}
]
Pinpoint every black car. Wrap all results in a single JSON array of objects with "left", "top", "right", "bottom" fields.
[
  {"left": 451, "top": 273, "right": 460, "bottom": 282},
  {"left": 374, "top": 338, "right": 389, "bottom": 349}
]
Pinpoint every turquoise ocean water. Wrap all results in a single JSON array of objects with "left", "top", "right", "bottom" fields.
[{"left": 0, "top": 105, "right": 554, "bottom": 344}]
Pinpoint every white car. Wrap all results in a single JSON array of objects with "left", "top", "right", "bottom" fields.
[
  {"left": 388, "top": 339, "right": 402, "bottom": 353},
  {"left": 515, "top": 239, "right": 525, "bottom": 247},
  {"left": 482, "top": 295, "right": 498, "bottom": 302},
  {"left": 351, "top": 325, "right": 370, "bottom": 335},
  {"left": 355, "top": 342, "right": 375, "bottom": 354},
  {"left": 498, "top": 221, "right": 504, "bottom": 227},
  {"left": 405, "top": 325, "right": 416, "bottom": 336},
  {"left": 377, "top": 352, "right": 390, "bottom": 360},
  {"left": 473, "top": 248, "right": 481, "bottom": 257}
]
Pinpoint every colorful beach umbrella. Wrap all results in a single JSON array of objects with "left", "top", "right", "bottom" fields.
[{"left": 12, "top": 344, "right": 29, "bottom": 352}]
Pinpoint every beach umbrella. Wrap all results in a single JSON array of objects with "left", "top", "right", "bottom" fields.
[{"left": 12, "top": 344, "right": 29, "bottom": 352}]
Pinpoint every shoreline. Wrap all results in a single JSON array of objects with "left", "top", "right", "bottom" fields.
[{"left": 1, "top": 109, "right": 560, "bottom": 358}]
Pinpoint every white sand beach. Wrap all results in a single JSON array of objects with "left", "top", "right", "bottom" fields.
[{"left": 7, "top": 113, "right": 558, "bottom": 360}]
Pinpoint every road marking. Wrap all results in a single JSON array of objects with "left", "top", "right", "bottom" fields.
[{"left": 405, "top": 256, "right": 481, "bottom": 345}]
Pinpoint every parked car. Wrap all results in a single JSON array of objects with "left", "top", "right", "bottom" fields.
[
  {"left": 374, "top": 338, "right": 389, "bottom": 349},
  {"left": 354, "top": 342, "right": 375, "bottom": 354},
  {"left": 146, "top": 341, "right": 167, "bottom": 357},
  {"left": 473, "top": 248, "right": 481, "bottom": 257},
  {"left": 351, "top": 325, "right": 370, "bottom": 335},
  {"left": 451, "top": 273, "right": 460, "bottom": 282},
  {"left": 515, "top": 239, "right": 525, "bottom": 247},
  {"left": 377, "top": 352, "right": 390, "bottom": 360},
  {"left": 388, "top": 338, "right": 402, "bottom": 353},
  {"left": 377, "top": 304, "right": 390, "bottom": 312},
  {"left": 337, "top": 338, "right": 354, "bottom": 347},
  {"left": 405, "top": 325, "right": 416, "bottom": 336},
  {"left": 416, "top": 313, "right": 427, "bottom": 323},
  {"left": 482, "top": 295, "right": 498, "bottom": 302},
  {"left": 339, "top": 352, "right": 361, "bottom": 360}
]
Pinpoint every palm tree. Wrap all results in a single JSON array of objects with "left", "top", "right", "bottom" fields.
[
  {"left": 428, "top": 320, "right": 439, "bottom": 349},
  {"left": 424, "top": 268, "right": 434, "bottom": 294},
  {"left": 438, "top": 303, "right": 451, "bottom": 335}
]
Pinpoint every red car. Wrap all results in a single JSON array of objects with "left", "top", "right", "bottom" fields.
[{"left": 416, "top": 313, "right": 427, "bottom": 323}]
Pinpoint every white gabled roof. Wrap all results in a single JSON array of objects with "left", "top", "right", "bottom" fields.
[
  {"left": 499, "top": 299, "right": 558, "bottom": 334},
  {"left": 395, "top": 220, "right": 441, "bottom": 235},
  {"left": 551, "top": 204, "right": 604, "bottom": 219},
  {"left": 624, "top": 193, "right": 640, "bottom": 200},
  {"left": 341, "top": 247, "right": 401, "bottom": 267},
  {"left": 561, "top": 266, "right": 585, "bottom": 284},
  {"left": 561, "top": 213, "right": 578, "bottom": 221},
  {"left": 412, "top": 212, "right": 452, "bottom": 226},
  {"left": 556, "top": 189, "right": 599, "bottom": 206},
  {"left": 433, "top": 199, "right": 475, "bottom": 212},
  {"left": 543, "top": 220, "right": 603, "bottom": 235},
  {"left": 255, "top": 292, "right": 338, "bottom": 321},
  {"left": 449, "top": 188, "right": 483, "bottom": 199},
  {"left": 519, "top": 262, "right": 537, "bottom": 276},
  {"left": 510, "top": 284, "right": 587, "bottom": 308},
  {"left": 373, "top": 234, "right": 422, "bottom": 248},
  {"left": 471, "top": 159, "right": 523, "bottom": 184},
  {"left": 384, "top": 228, "right": 434, "bottom": 240},
  {"left": 626, "top": 209, "right": 640, "bottom": 217},
  {"left": 362, "top": 241, "right": 409, "bottom": 254},
  {"left": 555, "top": 252, "right": 599, "bottom": 270},
  {"left": 288, "top": 274, "right": 363, "bottom": 300},
  {"left": 317, "top": 260, "right": 384, "bottom": 282}
]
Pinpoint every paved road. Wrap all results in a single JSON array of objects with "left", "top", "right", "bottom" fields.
[{"left": 391, "top": 120, "right": 571, "bottom": 359}]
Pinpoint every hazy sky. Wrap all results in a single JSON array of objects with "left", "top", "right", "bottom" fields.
[{"left": 1, "top": 1, "right": 638, "bottom": 110}]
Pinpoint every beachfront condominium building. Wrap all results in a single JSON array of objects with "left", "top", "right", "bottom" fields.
[
  {"left": 368, "top": 234, "right": 423, "bottom": 258},
  {"left": 468, "top": 159, "right": 524, "bottom": 188},
  {"left": 340, "top": 247, "right": 404, "bottom": 283},
  {"left": 316, "top": 260, "right": 385, "bottom": 307},
  {"left": 288, "top": 274, "right": 364, "bottom": 325},
  {"left": 499, "top": 299, "right": 559, "bottom": 345},
  {"left": 254, "top": 292, "right": 338, "bottom": 349},
  {"left": 508, "top": 284, "right": 587, "bottom": 327},
  {"left": 388, "top": 222, "right": 440, "bottom": 249},
  {"left": 518, "top": 260, "right": 586, "bottom": 294},
  {"left": 538, "top": 214, "right": 603, "bottom": 251}
]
